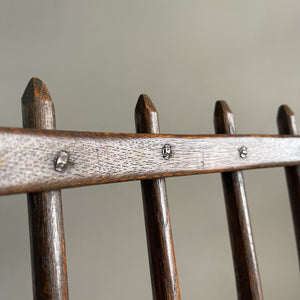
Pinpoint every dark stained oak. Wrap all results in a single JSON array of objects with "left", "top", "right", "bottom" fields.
[
  {"left": 277, "top": 105, "right": 300, "bottom": 267},
  {"left": 135, "top": 95, "right": 181, "bottom": 300},
  {"left": 1, "top": 129, "right": 300, "bottom": 195},
  {"left": 2, "top": 77, "right": 300, "bottom": 299},
  {"left": 214, "top": 101, "right": 263, "bottom": 300},
  {"left": 22, "top": 78, "right": 69, "bottom": 299}
]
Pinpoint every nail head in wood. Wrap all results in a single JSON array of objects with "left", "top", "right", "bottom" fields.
[
  {"left": 239, "top": 146, "right": 248, "bottom": 158},
  {"left": 162, "top": 144, "right": 172, "bottom": 160},
  {"left": 55, "top": 151, "right": 69, "bottom": 172}
]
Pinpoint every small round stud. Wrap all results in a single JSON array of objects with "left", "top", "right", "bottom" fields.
[
  {"left": 239, "top": 146, "right": 247, "bottom": 158},
  {"left": 55, "top": 151, "right": 69, "bottom": 172},
  {"left": 162, "top": 144, "right": 172, "bottom": 160}
]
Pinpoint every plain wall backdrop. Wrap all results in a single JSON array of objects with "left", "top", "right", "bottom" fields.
[{"left": 1, "top": 0, "right": 300, "bottom": 299}]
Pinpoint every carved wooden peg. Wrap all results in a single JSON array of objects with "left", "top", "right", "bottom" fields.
[
  {"left": 277, "top": 105, "right": 297, "bottom": 135},
  {"left": 135, "top": 94, "right": 160, "bottom": 134},
  {"left": 22, "top": 77, "right": 69, "bottom": 300},
  {"left": 277, "top": 105, "right": 300, "bottom": 268},
  {"left": 214, "top": 100, "right": 263, "bottom": 300},
  {"left": 135, "top": 94, "right": 181, "bottom": 300}
]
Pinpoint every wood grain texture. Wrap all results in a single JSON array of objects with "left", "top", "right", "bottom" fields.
[
  {"left": 214, "top": 101, "right": 263, "bottom": 300},
  {"left": 277, "top": 105, "right": 300, "bottom": 267},
  {"left": 1, "top": 129, "right": 300, "bottom": 195},
  {"left": 135, "top": 95, "right": 181, "bottom": 300},
  {"left": 22, "top": 78, "right": 69, "bottom": 299}
]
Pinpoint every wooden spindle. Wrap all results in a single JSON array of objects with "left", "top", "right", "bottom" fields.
[
  {"left": 277, "top": 105, "right": 300, "bottom": 266},
  {"left": 214, "top": 101, "right": 263, "bottom": 300},
  {"left": 22, "top": 78, "right": 69, "bottom": 299},
  {"left": 135, "top": 95, "right": 181, "bottom": 300}
]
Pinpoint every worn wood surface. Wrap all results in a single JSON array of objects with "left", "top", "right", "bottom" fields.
[
  {"left": 277, "top": 105, "right": 300, "bottom": 267},
  {"left": 214, "top": 101, "right": 263, "bottom": 300},
  {"left": 22, "top": 78, "right": 69, "bottom": 299},
  {"left": 1, "top": 129, "right": 300, "bottom": 195},
  {"left": 135, "top": 95, "right": 181, "bottom": 300}
]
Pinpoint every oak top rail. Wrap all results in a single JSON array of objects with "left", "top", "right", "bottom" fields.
[{"left": 0, "top": 127, "right": 300, "bottom": 195}]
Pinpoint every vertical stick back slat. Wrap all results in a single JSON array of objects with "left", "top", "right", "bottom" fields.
[
  {"left": 214, "top": 101, "right": 263, "bottom": 300},
  {"left": 22, "top": 78, "right": 69, "bottom": 299},
  {"left": 135, "top": 95, "right": 181, "bottom": 300},
  {"left": 277, "top": 105, "right": 300, "bottom": 266}
]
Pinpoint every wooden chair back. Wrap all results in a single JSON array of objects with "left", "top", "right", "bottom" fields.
[{"left": 1, "top": 77, "right": 300, "bottom": 299}]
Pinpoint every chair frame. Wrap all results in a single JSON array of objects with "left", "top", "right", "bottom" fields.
[{"left": 1, "top": 77, "right": 300, "bottom": 300}]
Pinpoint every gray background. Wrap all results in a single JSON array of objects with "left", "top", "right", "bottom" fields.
[{"left": 1, "top": 0, "right": 300, "bottom": 299}]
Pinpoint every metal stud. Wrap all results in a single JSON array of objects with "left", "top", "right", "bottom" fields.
[
  {"left": 162, "top": 144, "right": 172, "bottom": 160},
  {"left": 239, "top": 146, "right": 248, "bottom": 158},
  {"left": 55, "top": 151, "right": 69, "bottom": 172}
]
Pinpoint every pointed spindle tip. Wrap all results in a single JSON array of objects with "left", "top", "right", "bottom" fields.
[
  {"left": 214, "top": 100, "right": 235, "bottom": 134},
  {"left": 135, "top": 94, "right": 160, "bottom": 134},
  {"left": 22, "top": 77, "right": 55, "bottom": 129},
  {"left": 135, "top": 94, "right": 157, "bottom": 114},
  {"left": 22, "top": 77, "right": 53, "bottom": 106},
  {"left": 277, "top": 105, "right": 297, "bottom": 135}
]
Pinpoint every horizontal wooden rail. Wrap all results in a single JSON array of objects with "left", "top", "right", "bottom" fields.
[{"left": 0, "top": 127, "right": 300, "bottom": 195}]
